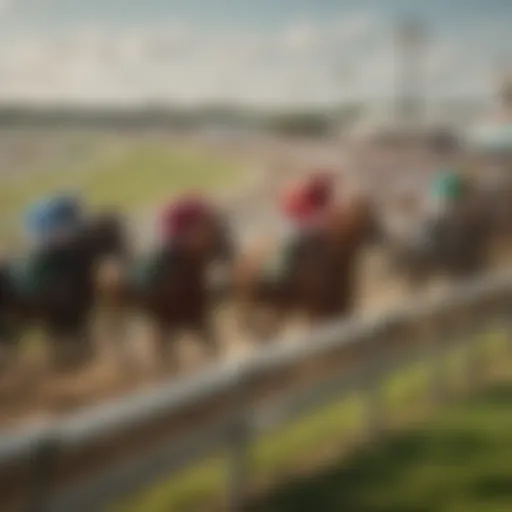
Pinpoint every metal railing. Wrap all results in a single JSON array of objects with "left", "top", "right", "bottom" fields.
[{"left": 0, "top": 270, "right": 511, "bottom": 512}]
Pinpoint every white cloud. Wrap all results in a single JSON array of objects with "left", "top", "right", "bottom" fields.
[
  {"left": 279, "top": 21, "right": 322, "bottom": 54},
  {"left": 0, "top": 0, "right": 12, "bottom": 13},
  {"left": 0, "top": 13, "right": 502, "bottom": 105}
]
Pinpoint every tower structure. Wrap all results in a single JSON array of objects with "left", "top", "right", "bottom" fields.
[
  {"left": 499, "top": 72, "right": 512, "bottom": 112},
  {"left": 394, "top": 18, "right": 425, "bottom": 133}
]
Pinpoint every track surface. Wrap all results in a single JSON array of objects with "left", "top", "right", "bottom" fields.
[{"left": 0, "top": 135, "right": 463, "bottom": 430}]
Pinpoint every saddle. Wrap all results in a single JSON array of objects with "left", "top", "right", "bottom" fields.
[
  {"left": 412, "top": 208, "right": 475, "bottom": 265},
  {"left": 130, "top": 246, "right": 181, "bottom": 293},
  {"left": 261, "top": 230, "right": 322, "bottom": 286}
]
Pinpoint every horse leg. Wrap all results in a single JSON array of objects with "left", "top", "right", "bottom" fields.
[
  {"left": 245, "top": 279, "right": 288, "bottom": 342},
  {"left": 246, "top": 305, "right": 286, "bottom": 343},
  {"left": 48, "top": 315, "right": 94, "bottom": 373},
  {"left": 407, "top": 266, "right": 429, "bottom": 294},
  {"left": 152, "top": 322, "right": 180, "bottom": 375},
  {"left": 0, "top": 318, "right": 21, "bottom": 375},
  {"left": 47, "top": 327, "right": 77, "bottom": 373},
  {"left": 236, "top": 298, "right": 262, "bottom": 338},
  {"left": 101, "top": 303, "right": 136, "bottom": 376},
  {"left": 196, "top": 319, "right": 221, "bottom": 359}
]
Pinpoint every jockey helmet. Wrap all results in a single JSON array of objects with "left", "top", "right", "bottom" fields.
[
  {"left": 281, "top": 170, "right": 335, "bottom": 226},
  {"left": 26, "top": 194, "right": 83, "bottom": 241},
  {"left": 308, "top": 169, "right": 335, "bottom": 207},
  {"left": 159, "top": 194, "right": 213, "bottom": 242}
]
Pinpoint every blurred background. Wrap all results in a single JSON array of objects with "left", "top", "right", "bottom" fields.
[{"left": 1, "top": 1, "right": 512, "bottom": 511}]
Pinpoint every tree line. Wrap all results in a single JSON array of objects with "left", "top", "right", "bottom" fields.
[{"left": 0, "top": 103, "right": 364, "bottom": 136}]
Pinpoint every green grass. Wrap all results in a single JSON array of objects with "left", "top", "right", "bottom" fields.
[
  {"left": 113, "top": 329, "right": 511, "bottom": 512},
  {"left": 0, "top": 142, "right": 242, "bottom": 246},
  {"left": 261, "top": 381, "right": 512, "bottom": 512}
]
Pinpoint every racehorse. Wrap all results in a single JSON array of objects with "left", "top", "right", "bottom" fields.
[
  {"left": 96, "top": 204, "right": 234, "bottom": 372},
  {"left": 388, "top": 179, "right": 492, "bottom": 291},
  {"left": 469, "top": 163, "right": 512, "bottom": 264},
  {"left": 232, "top": 194, "right": 384, "bottom": 340},
  {"left": 0, "top": 211, "right": 128, "bottom": 372}
]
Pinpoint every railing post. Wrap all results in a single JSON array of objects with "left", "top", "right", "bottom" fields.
[
  {"left": 27, "top": 433, "right": 59, "bottom": 512},
  {"left": 463, "top": 296, "right": 486, "bottom": 391},
  {"left": 505, "top": 289, "right": 512, "bottom": 353},
  {"left": 491, "top": 286, "right": 512, "bottom": 367},
  {"left": 427, "top": 310, "right": 449, "bottom": 407},
  {"left": 227, "top": 420, "right": 251, "bottom": 512},
  {"left": 472, "top": 287, "right": 499, "bottom": 389},
  {"left": 226, "top": 367, "right": 254, "bottom": 512},
  {"left": 364, "top": 322, "right": 389, "bottom": 442}
]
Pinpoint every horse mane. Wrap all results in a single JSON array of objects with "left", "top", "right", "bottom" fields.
[
  {"left": 85, "top": 211, "right": 128, "bottom": 253},
  {"left": 329, "top": 193, "right": 373, "bottom": 245},
  {"left": 89, "top": 210, "right": 124, "bottom": 232}
]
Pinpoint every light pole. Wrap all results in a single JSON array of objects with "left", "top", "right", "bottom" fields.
[
  {"left": 394, "top": 18, "right": 425, "bottom": 135},
  {"left": 499, "top": 71, "right": 512, "bottom": 119}
]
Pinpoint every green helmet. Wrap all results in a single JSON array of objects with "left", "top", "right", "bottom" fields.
[{"left": 431, "top": 170, "right": 463, "bottom": 200}]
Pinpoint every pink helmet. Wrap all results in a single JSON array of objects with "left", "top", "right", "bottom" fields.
[
  {"left": 307, "top": 169, "right": 335, "bottom": 207},
  {"left": 159, "top": 194, "right": 213, "bottom": 241}
]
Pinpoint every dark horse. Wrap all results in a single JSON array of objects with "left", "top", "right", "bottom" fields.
[
  {"left": 233, "top": 194, "right": 383, "bottom": 340},
  {"left": 97, "top": 208, "right": 233, "bottom": 371},
  {"left": 0, "top": 212, "right": 128, "bottom": 371},
  {"left": 388, "top": 192, "right": 492, "bottom": 291},
  {"left": 470, "top": 169, "right": 512, "bottom": 266}
]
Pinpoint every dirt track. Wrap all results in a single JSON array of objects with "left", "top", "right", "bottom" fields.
[
  {"left": 0, "top": 250, "right": 411, "bottom": 431},
  {"left": 0, "top": 134, "right": 472, "bottom": 430}
]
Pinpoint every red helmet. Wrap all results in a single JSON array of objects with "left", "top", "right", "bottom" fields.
[
  {"left": 159, "top": 194, "right": 212, "bottom": 241},
  {"left": 281, "top": 170, "right": 335, "bottom": 224},
  {"left": 281, "top": 185, "right": 315, "bottom": 222}
]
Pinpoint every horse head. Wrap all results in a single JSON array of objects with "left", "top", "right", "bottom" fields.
[
  {"left": 81, "top": 211, "right": 130, "bottom": 299},
  {"left": 83, "top": 211, "right": 128, "bottom": 261},
  {"left": 183, "top": 206, "right": 235, "bottom": 268},
  {"left": 210, "top": 210, "right": 235, "bottom": 265},
  {"left": 330, "top": 194, "right": 384, "bottom": 250}
]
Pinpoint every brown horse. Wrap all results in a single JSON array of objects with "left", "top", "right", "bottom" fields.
[
  {"left": 232, "top": 195, "right": 384, "bottom": 340},
  {"left": 97, "top": 209, "right": 233, "bottom": 372},
  {"left": 0, "top": 211, "right": 128, "bottom": 371}
]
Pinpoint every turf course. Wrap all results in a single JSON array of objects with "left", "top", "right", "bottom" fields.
[
  {"left": 114, "top": 330, "right": 511, "bottom": 512},
  {"left": 261, "top": 379, "right": 512, "bottom": 512},
  {"left": 0, "top": 142, "right": 242, "bottom": 246}
]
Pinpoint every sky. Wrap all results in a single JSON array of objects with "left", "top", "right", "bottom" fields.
[{"left": 0, "top": 0, "right": 510, "bottom": 106}]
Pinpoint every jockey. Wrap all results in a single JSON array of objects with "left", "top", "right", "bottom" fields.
[
  {"left": 10, "top": 194, "right": 85, "bottom": 297},
  {"left": 25, "top": 193, "right": 84, "bottom": 248},
  {"left": 131, "top": 193, "right": 224, "bottom": 293},
  {"left": 267, "top": 170, "right": 336, "bottom": 283}
]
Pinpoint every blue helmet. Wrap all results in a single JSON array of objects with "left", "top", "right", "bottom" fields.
[{"left": 26, "top": 194, "right": 83, "bottom": 240}]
